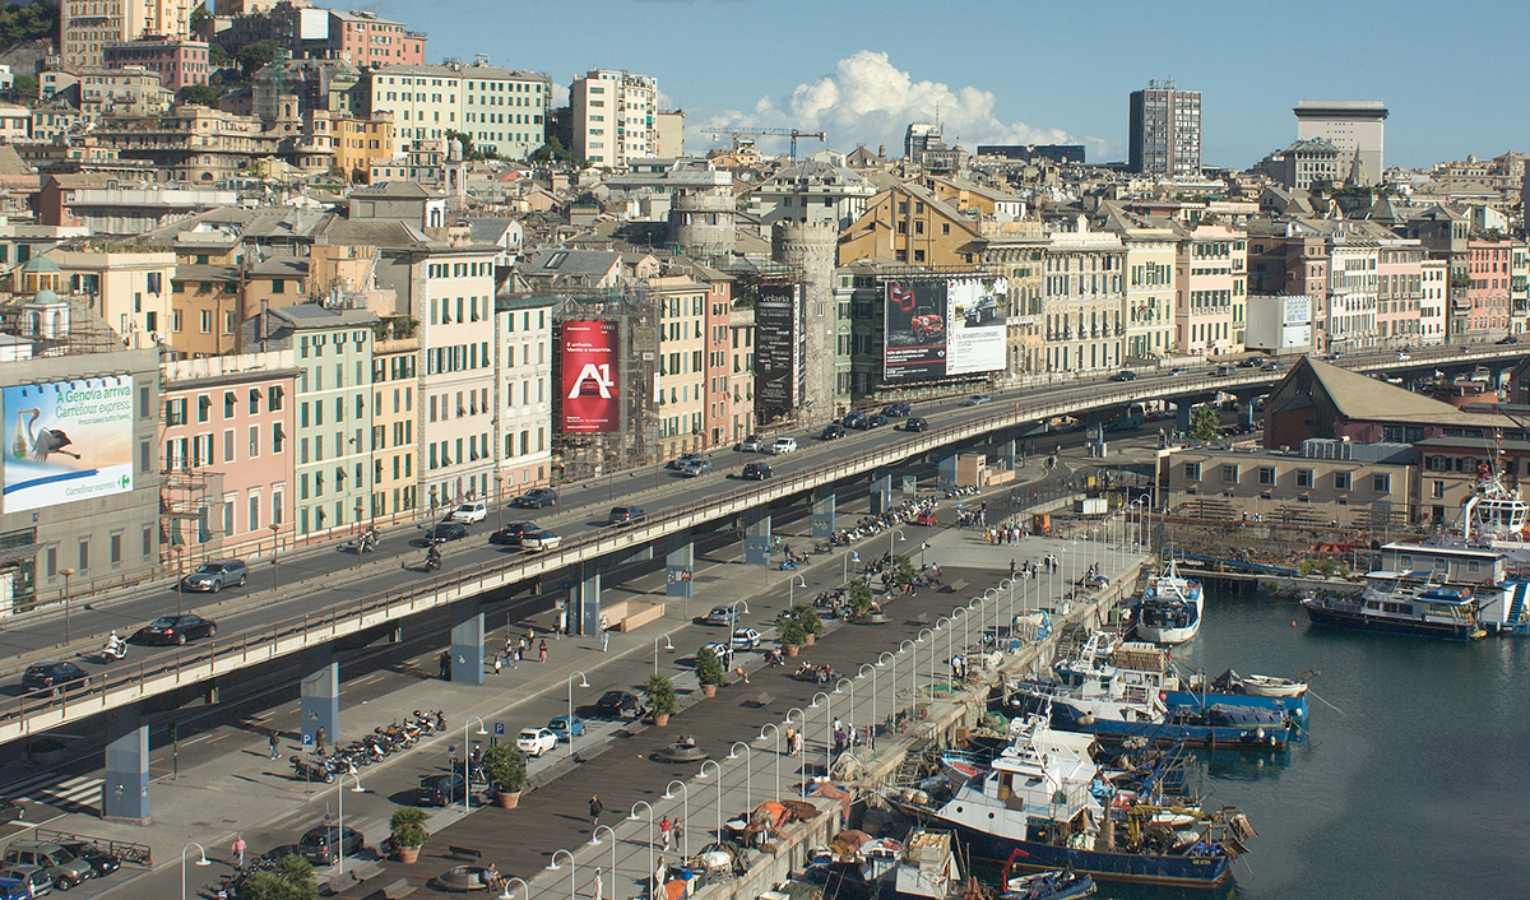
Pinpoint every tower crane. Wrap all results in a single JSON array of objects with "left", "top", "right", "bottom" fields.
[{"left": 708, "top": 128, "right": 827, "bottom": 162}]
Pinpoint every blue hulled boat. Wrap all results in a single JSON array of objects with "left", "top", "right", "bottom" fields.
[{"left": 1302, "top": 571, "right": 1487, "bottom": 641}]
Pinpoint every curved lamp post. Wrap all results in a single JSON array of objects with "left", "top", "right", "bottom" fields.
[
  {"left": 810, "top": 691, "right": 833, "bottom": 763},
  {"left": 568, "top": 671, "right": 590, "bottom": 755},
  {"left": 662, "top": 781, "right": 691, "bottom": 858},
  {"left": 653, "top": 633, "right": 675, "bottom": 674},
  {"left": 589, "top": 825, "right": 617, "bottom": 897},
  {"left": 727, "top": 741, "right": 754, "bottom": 811},
  {"left": 935, "top": 617, "right": 954, "bottom": 688},
  {"left": 788, "top": 573, "right": 807, "bottom": 608},
  {"left": 627, "top": 802, "right": 655, "bottom": 888},
  {"left": 336, "top": 771, "right": 365, "bottom": 875},
  {"left": 859, "top": 664, "right": 878, "bottom": 741},
  {"left": 548, "top": 849, "right": 576, "bottom": 900},
  {"left": 889, "top": 527, "right": 906, "bottom": 558},
  {"left": 500, "top": 876, "right": 530, "bottom": 900},
  {"left": 697, "top": 760, "right": 724, "bottom": 843},
  {"left": 757, "top": 723, "right": 783, "bottom": 801},
  {"left": 464, "top": 715, "right": 489, "bottom": 812},
  {"left": 181, "top": 842, "right": 210, "bottom": 900},
  {"left": 835, "top": 678, "right": 857, "bottom": 748}
]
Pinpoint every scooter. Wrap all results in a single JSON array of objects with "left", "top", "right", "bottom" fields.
[
  {"left": 290, "top": 755, "right": 337, "bottom": 784},
  {"left": 100, "top": 641, "right": 127, "bottom": 663},
  {"left": 424, "top": 550, "right": 442, "bottom": 572}
]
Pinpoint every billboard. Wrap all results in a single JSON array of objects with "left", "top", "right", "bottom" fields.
[
  {"left": 560, "top": 320, "right": 619, "bottom": 433},
  {"left": 3, "top": 377, "right": 135, "bottom": 513},
  {"left": 884, "top": 277, "right": 1008, "bottom": 381},
  {"left": 755, "top": 284, "right": 803, "bottom": 416}
]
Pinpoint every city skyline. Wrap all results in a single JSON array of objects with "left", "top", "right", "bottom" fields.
[{"left": 369, "top": 0, "right": 1530, "bottom": 169}]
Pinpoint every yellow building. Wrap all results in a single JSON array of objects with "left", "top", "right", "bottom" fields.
[
  {"left": 648, "top": 274, "right": 709, "bottom": 460},
  {"left": 370, "top": 328, "right": 420, "bottom": 522},
  {"left": 335, "top": 115, "right": 395, "bottom": 183},
  {"left": 837, "top": 182, "right": 985, "bottom": 267}
]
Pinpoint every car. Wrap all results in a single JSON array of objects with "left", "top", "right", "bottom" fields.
[
  {"left": 1395, "top": 351, "right": 1411, "bottom": 361},
  {"left": 593, "top": 690, "right": 642, "bottom": 719},
  {"left": 1263, "top": 361, "right": 1285, "bottom": 371},
  {"left": 739, "top": 435, "right": 765, "bottom": 452},
  {"left": 55, "top": 843, "right": 117, "bottom": 879},
  {"left": 180, "top": 559, "right": 248, "bottom": 593},
  {"left": 134, "top": 614, "right": 216, "bottom": 646},
  {"left": 668, "top": 452, "right": 706, "bottom": 471},
  {"left": 0, "top": 877, "right": 31, "bottom": 899},
  {"left": 0, "top": 799, "right": 23, "bottom": 826},
  {"left": 522, "top": 530, "right": 563, "bottom": 552},
  {"left": 911, "top": 309, "right": 944, "bottom": 341},
  {"left": 842, "top": 411, "right": 868, "bottom": 430},
  {"left": 513, "top": 488, "right": 558, "bottom": 509},
  {"left": 731, "top": 628, "right": 763, "bottom": 650},
  {"left": 547, "top": 715, "right": 587, "bottom": 741},
  {"left": 1168, "top": 367, "right": 1189, "bottom": 376},
  {"left": 741, "top": 462, "right": 773, "bottom": 480},
  {"left": 22, "top": 662, "right": 90, "bottom": 693},
  {"left": 1109, "top": 370, "right": 1137, "bottom": 382},
  {"left": 1, "top": 843, "right": 92, "bottom": 892},
  {"left": 297, "top": 825, "right": 365, "bottom": 865},
  {"left": 0, "top": 866, "right": 49, "bottom": 898},
  {"left": 428, "top": 522, "right": 470, "bottom": 543},
  {"left": 963, "top": 394, "right": 992, "bottom": 407},
  {"left": 865, "top": 413, "right": 889, "bottom": 429},
  {"left": 1498, "top": 335, "right": 1520, "bottom": 345},
  {"left": 678, "top": 458, "right": 713, "bottom": 477},
  {"left": 904, "top": 416, "right": 929, "bottom": 433},
  {"left": 699, "top": 642, "right": 734, "bottom": 666},
  {"left": 819, "top": 424, "right": 845, "bottom": 441},
  {"left": 914, "top": 509, "right": 939, "bottom": 526},
  {"left": 1240, "top": 357, "right": 1264, "bottom": 368},
  {"left": 883, "top": 402, "right": 911, "bottom": 418},
  {"left": 516, "top": 727, "right": 558, "bottom": 757},
  {"left": 1214, "top": 365, "right": 1237, "bottom": 377},
  {"left": 607, "top": 506, "right": 647, "bottom": 525},
  {"left": 415, "top": 773, "right": 468, "bottom": 807},
  {"left": 489, "top": 522, "right": 540, "bottom": 545},
  {"left": 447, "top": 501, "right": 488, "bottom": 524},
  {"left": 964, "top": 295, "right": 999, "bottom": 326},
  {"left": 771, "top": 437, "right": 798, "bottom": 455},
  {"left": 702, "top": 606, "right": 736, "bottom": 626}
]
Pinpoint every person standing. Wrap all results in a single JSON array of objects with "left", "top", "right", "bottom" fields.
[
  {"left": 539, "top": 640, "right": 549, "bottom": 663},
  {"left": 439, "top": 650, "right": 451, "bottom": 679},
  {"left": 268, "top": 732, "right": 280, "bottom": 760},
  {"left": 494, "top": 653, "right": 504, "bottom": 675},
  {"left": 592, "top": 867, "right": 604, "bottom": 900},
  {"left": 600, "top": 629, "right": 610, "bottom": 653},
  {"left": 315, "top": 727, "right": 326, "bottom": 756},
  {"left": 659, "top": 815, "right": 673, "bottom": 851},
  {"left": 231, "top": 835, "right": 247, "bottom": 868},
  {"left": 589, "top": 794, "right": 604, "bottom": 829}
]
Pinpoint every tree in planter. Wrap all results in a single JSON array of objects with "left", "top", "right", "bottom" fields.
[
  {"left": 695, "top": 647, "right": 727, "bottom": 696},
  {"left": 848, "top": 578, "right": 875, "bottom": 616},
  {"left": 893, "top": 554, "right": 917, "bottom": 587},
  {"left": 790, "top": 603, "right": 823, "bottom": 641},
  {"left": 645, "top": 672, "right": 679, "bottom": 724},
  {"left": 390, "top": 807, "right": 431, "bottom": 863},
  {"left": 243, "top": 854, "right": 318, "bottom": 900},
  {"left": 480, "top": 742, "right": 527, "bottom": 807},
  {"left": 778, "top": 616, "right": 807, "bottom": 652},
  {"left": 1189, "top": 405, "right": 1220, "bottom": 442}
]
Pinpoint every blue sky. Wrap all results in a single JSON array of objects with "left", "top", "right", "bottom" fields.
[{"left": 361, "top": 0, "right": 1530, "bottom": 169}]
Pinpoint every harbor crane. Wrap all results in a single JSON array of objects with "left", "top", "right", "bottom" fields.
[{"left": 708, "top": 128, "right": 827, "bottom": 161}]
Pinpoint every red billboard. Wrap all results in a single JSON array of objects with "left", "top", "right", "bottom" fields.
[{"left": 561, "top": 320, "right": 619, "bottom": 433}]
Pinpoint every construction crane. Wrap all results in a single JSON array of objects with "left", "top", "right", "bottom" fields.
[{"left": 708, "top": 128, "right": 827, "bottom": 162}]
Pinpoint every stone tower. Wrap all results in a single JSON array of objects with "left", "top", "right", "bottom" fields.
[
  {"left": 772, "top": 221, "right": 838, "bottom": 425},
  {"left": 668, "top": 188, "right": 737, "bottom": 260}
]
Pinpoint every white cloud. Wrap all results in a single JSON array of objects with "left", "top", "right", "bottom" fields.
[{"left": 693, "top": 51, "right": 1113, "bottom": 160}]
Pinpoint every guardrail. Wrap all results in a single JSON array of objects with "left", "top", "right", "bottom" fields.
[{"left": 0, "top": 348, "right": 1520, "bottom": 745}]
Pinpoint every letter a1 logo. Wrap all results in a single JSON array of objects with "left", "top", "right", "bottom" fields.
[{"left": 569, "top": 362, "right": 614, "bottom": 399}]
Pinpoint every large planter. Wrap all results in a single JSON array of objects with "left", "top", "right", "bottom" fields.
[
  {"left": 701, "top": 684, "right": 717, "bottom": 698},
  {"left": 804, "top": 634, "right": 816, "bottom": 646},
  {"left": 496, "top": 791, "right": 521, "bottom": 810},
  {"left": 784, "top": 644, "right": 800, "bottom": 658},
  {"left": 397, "top": 846, "right": 421, "bottom": 865},
  {"left": 653, "top": 713, "right": 671, "bottom": 727}
]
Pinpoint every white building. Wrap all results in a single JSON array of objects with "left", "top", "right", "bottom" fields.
[
  {"left": 1419, "top": 258, "right": 1448, "bottom": 346},
  {"left": 60, "top": 0, "right": 200, "bottom": 68},
  {"left": 1293, "top": 100, "right": 1387, "bottom": 187},
  {"left": 1042, "top": 217, "right": 1126, "bottom": 374},
  {"left": 748, "top": 161, "right": 878, "bottom": 230},
  {"left": 1326, "top": 235, "right": 1380, "bottom": 353},
  {"left": 571, "top": 69, "right": 659, "bottom": 169},
  {"left": 369, "top": 62, "right": 550, "bottom": 161},
  {"left": 495, "top": 295, "right": 554, "bottom": 494},
  {"left": 1244, "top": 294, "right": 1315, "bottom": 356}
]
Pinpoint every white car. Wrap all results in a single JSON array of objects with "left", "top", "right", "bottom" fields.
[
  {"left": 740, "top": 435, "right": 764, "bottom": 452},
  {"left": 699, "top": 642, "right": 734, "bottom": 666},
  {"left": 731, "top": 628, "right": 763, "bottom": 650},
  {"left": 448, "top": 501, "right": 488, "bottom": 524},
  {"left": 771, "top": 437, "right": 798, "bottom": 455},
  {"left": 516, "top": 727, "right": 558, "bottom": 757},
  {"left": 522, "top": 529, "right": 563, "bottom": 552},
  {"left": 1395, "top": 351, "right": 1411, "bottom": 361}
]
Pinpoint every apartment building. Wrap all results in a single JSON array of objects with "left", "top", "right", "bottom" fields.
[
  {"left": 1466, "top": 238, "right": 1515, "bottom": 340},
  {"left": 1375, "top": 240, "right": 1427, "bottom": 347},
  {"left": 370, "top": 62, "right": 549, "bottom": 160},
  {"left": 1042, "top": 220, "right": 1126, "bottom": 373},
  {"left": 838, "top": 182, "right": 986, "bottom": 268},
  {"left": 649, "top": 274, "right": 709, "bottom": 459},
  {"left": 983, "top": 227, "right": 1046, "bottom": 378},
  {"left": 324, "top": 10, "right": 424, "bottom": 68},
  {"left": 1419, "top": 258, "right": 1449, "bottom": 345},
  {"left": 1099, "top": 215, "right": 1177, "bottom": 362},
  {"left": 370, "top": 330, "right": 419, "bottom": 521},
  {"left": 334, "top": 114, "right": 396, "bottom": 182},
  {"left": 103, "top": 34, "right": 210, "bottom": 93},
  {"left": 1293, "top": 100, "right": 1387, "bottom": 187},
  {"left": 1173, "top": 223, "right": 1247, "bottom": 358},
  {"left": 61, "top": 0, "right": 201, "bottom": 68},
  {"left": 1129, "top": 79, "right": 1201, "bottom": 177},
  {"left": 1326, "top": 236, "right": 1380, "bottom": 354},
  {"left": 749, "top": 161, "right": 878, "bottom": 230},
  {"left": 94, "top": 105, "right": 276, "bottom": 183},
  {"left": 47, "top": 249, "right": 176, "bottom": 344},
  {"left": 570, "top": 69, "right": 659, "bottom": 169},
  {"left": 76, "top": 66, "right": 170, "bottom": 115},
  {"left": 418, "top": 249, "right": 500, "bottom": 510},
  {"left": 727, "top": 305, "right": 756, "bottom": 443},
  {"left": 496, "top": 295, "right": 554, "bottom": 492},
  {"left": 169, "top": 264, "right": 241, "bottom": 355}
]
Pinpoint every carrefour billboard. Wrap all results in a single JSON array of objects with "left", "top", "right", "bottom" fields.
[
  {"left": 560, "top": 320, "right": 620, "bottom": 433},
  {"left": 3, "top": 377, "right": 135, "bottom": 513},
  {"left": 884, "top": 277, "right": 1008, "bottom": 381}
]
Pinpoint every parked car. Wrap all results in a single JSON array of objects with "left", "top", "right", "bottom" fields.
[
  {"left": 1109, "top": 370, "right": 1137, "bottom": 382},
  {"left": 702, "top": 606, "right": 736, "bottom": 627},
  {"left": 771, "top": 437, "right": 798, "bottom": 455},
  {"left": 447, "top": 501, "right": 488, "bottom": 524},
  {"left": 55, "top": 843, "right": 116, "bottom": 879},
  {"left": 515, "top": 728, "right": 558, "bottom": 757},
  {"left": 297, "top": 825, "right": 365, "bottom": 865},
  {"left": 1, "top": 843, "right": 91, "bottom": 892},
  {"left": 607, "top": 506, "right": 647, "bottom": 525},
  {"left": 678, "top": 458, "right": 713, "bottom": 477},
  {"left": 0, "top": 876, "right": 32, "bottom": 899},
  {"left": 428, "top": 522, "right": 470, "bottom": 543},
  {"left": 669, "top": 452, "right": 706, "bottom": 470},
  {"left": 22, "top": 662, "right": 90, "bottom": 693},
  {"left": 904, "top": 417, "right": 929, "bottom": 433},
  {"left": 883, "top": 402, "right": 912, "bottom": 418},
  {"left": 741, "top": 462, "right": 773, "bottom": 480},
  {"left": 489, "top": 522, "right": 539, "bottom": 546},
  {"left": 865, "top": 413, "right": 889, "bottom": 429},
  {"left": 513, "top": 488, "right": 558, "bottom": 509},
  {"left": 134, "top": 614, "right": 216, "bottom": 646},
  {"left": 522, "top": 530, "right": 563, "bottom": 552},
  {"left": 415, "top": 773, "right": 468, "bottom": 807},
  {"left": 842, "top": 411, "right": 869, "bottom": 430},
  {"left": 739, "top": 435, "right": 765, "bottom": 452},
  {"left": 731, "top": 628, "right": 763, "bottom": 650},
  {"left": 819, "top": 424, "right": 845, "bottom": 441},
  {"left": 180, "top": 559, "right": 248, "bottom": 593},
  {"left": 593, "top": 690, "right": 641, "bottom": 719},
  {"left": 1498, "top": 335, "right": 1520, "bottom": 345},
  {"left": 547, "top": 715, "right": 586, "bottom": 742},
  {"left": 963, "top": 394, "right": 992, "bottom": 407},
  {"left": 699, "top": 642, "right": 734, "bottom": 667},
  {"left": 0, "top": 866, "right": 50, "bottom": 898}
]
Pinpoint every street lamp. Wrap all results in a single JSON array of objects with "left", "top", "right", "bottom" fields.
[
  {"left": 548, "top": 849, "right": 576, "bottom": 900},
  {"left": 500, "top": 876, "right": 530, "bottom": 900},
  {"left": 858, "top": 665, "right": 878, "bottom": 744},
  {"left": 568, "top": 671, "right": 589, "bottom": 755},
  {"left": 336, "top": 771, "right": 365, "bottom": 875},
  {"left": 268, "top": 522, "right": 281, "bottom": 591},
  {"left": 785, "top": 706, "right": 807, "bottom": 776},
  {"left": 653, "top": 633, "right": 675, "bottom": 674},
  {"left": 496, "top": 472, "right": 506, "bottom": 532},
  {"left": 756, "top": 723, "right": 783, "bottom": 801},
  {"left": 916, "top": 628, "right": 936, "bottom": 695},
  {"left": 627, "top": 801, "right": 655, "bottom": 888},
  {"left": 181, "top": 842, "right": 210, "bottom": 900},
  {"left": 901, "top": 638, "right": 919, "bottom": 704},
  {"left": 834, "top": 678, "right": 856, "bottom": 748},
  {"left": 697, "top": 759, "right": 724, "bottom": 843},
  {"left": 809, "top": 691, "right": 833, "bottom": 763},
  {"left": 728, "top": 600, "right": 750, "bottom": 625},
  {"left": 726, "top": 741, "right": 753, "bottom": 811},
  {"left": 936, "top": 615, "right": 955, "bottom": 688},
  {"left": 173, "top": 545, "right": 186, "bottom": 615},
  {"left": 662, "top": 780, "right": 691, "bottom": 858},
  {"left": 59, "top": 568, "right": 75, "bottom": 644},
  {"left": 788, "top": 574, "right": 807, "bottom": 608},
  {"left": 463, "top": 715, "right": 489, "bottom": 812},
  {"left": 354, "top": 502, "right": 364, "bottom": 569},
  {"left": 588, "top": 825, "right": 617, "bottom": 899},
  {"left": 889, "top": 527, "right": 906, "bottom": 559}
]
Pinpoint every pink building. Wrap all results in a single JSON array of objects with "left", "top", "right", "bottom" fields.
[
  {"left": 160, "top": 351, "right": 298, "bottom": 565},
  {"left": 1467, "top": 238, "right": 1513, "bottom": 339},
  {"left": 328, "top": 10, "right": 424, "bottom": 68},
  {"left": 103, "top": 35, "right": 210, "bottom": 94},
  {"left": 1375, "top": 240, "right": 1426, "bottom": 347}
]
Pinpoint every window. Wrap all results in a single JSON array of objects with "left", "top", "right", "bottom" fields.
[
  {"left": 1333, "top": 471, "right": 1352, "bottom": 491},
  {"left": 1433, "top": 480, "right": 1445, "bottom": 499},
  {"left": 1372, "top": 473, "right": 1391, "bottom": 493},
  {"left": 1258, "top": 466, "right": 1275, "bottom": 486},
  {"left": 110, "top": 532, "right": 122, "bottom": 565},
  {"left": 1183, "top": 462, "right": 1201, "bottom": 480},
  {"left": 1221, "top": 464, "right": 1239, "bottom": 483},
  {"left": 1296, "top": 469, "right": 1313, "bottom": 489}
]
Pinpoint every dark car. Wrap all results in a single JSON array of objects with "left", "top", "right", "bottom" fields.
[
  {"left": 180, "top": 559, "right": 248, "bottom": 593},
  {"left": 1263, "top": 361, "right": 1286, "bottom": 371},
  {"left": 134, "top": 614, "right": 217, "bottom": 646},
  {"left": 741, "top": 462, "right": 773, "bottom": 480},
  {"left": 866, "top": 413, "right": 889, "bottom": 428},
  {"left": 298, "top": 825, "right": 365, "bottom": 865},
  {"left": 593, "top": 690, "right": 641, "bottom": 719},
  {"left": 22, "top": 661, "right": 90, "bottom": 692},
  {"left": 820, "top": 423, "right": 845, "bottom": 441},
  {"left": 489, "top": 522, "right": 539, "bottom": 546},
  {"left": 607, "top": 506, "right": 646, "bottom": 525},
  {"left": 416, "top": 773, "right": 468, "bottom": 807},
  {"left": 428, "top": 522, "right": 469, "bottom": 543},
  {"left": 842, "top": 411, "right": 868, "bottom": 430},
  {"left": 883, "top": 402, "right": 911, "bottom": 418},
  {"left": 1109, "top": 370, "right": 1137, "bottom": 382},
  {"left": 1241, "top": 357, "right": 1264, "bottom": 368},
  {"left": 668, "top": 452, "right": 706, "bottom": 471},
  {"left": 513, "top": 488, "right": 559, "bottom": 508},
  {"left": 1499, "top": 335, "right": 1520, "bottom": 345},
  {"left": 57, "top": 843, "right": 117, "bottom": 878},
  {"left": 904, "top": 416, "right": 929, "bottom": 433}
]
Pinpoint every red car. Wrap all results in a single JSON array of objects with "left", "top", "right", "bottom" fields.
[
  {"left": 915, "top": 510, "right": 939, "bottom": 527},
  {"left": 911, "top": 310, "right": 944, "bottom": 341}
]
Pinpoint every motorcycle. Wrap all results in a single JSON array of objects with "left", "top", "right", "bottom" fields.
[
  {"left": 100, "top": 641, "right": 127, "bottom": 663},
  {"left": 424, "top": 550, "right": 442, "bottom": 571},
  {"left": 290, "top": 755, "right": 337, "bottom": 784},
  {"left": 777, "top": 559, "right": 798, "bottom": 571},
  {"left": 764, "top": 649, "right": 785, "bottom": 667}
]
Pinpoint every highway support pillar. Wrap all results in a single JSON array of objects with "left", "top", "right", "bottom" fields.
[
  {"left": 665, "top": 537, "right": 695, "bottom": 598},
  {"left": 811, "top": 487, "right": 836, "bottom": 538},
  {"left": 300, "top": 646, "right": 341, "bottom": 739},
  {"left": 937, "top": 454, "right": 959, "bottom": 492},
  {"left": 571, "top": 561, "right": 602, "bottom": 636},
  {"left": 870, "top": 474, "right": 893, "bottom": 515},
  {"left": 997, "top": 437, "right": 1017, "bottom": 471},
  {"left": 102, "top": 707, "right": 151, "bottom": 823},
  {"left": 449, "top": 600, "right": 486, "bottom": 684},
  {"left": 742, "top": 507, "right": 772, "bottom": 566},
  {"left": 1242, "top": 401, "right": 1256, "bottom": 431}
]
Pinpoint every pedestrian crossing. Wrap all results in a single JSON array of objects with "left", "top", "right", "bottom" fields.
[{"left": 6, "top": 773, "right": 100, "bottom": 814}]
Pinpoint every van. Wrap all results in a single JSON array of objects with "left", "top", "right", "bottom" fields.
[{"left": 2, "top": 842, "right": 93, "bottom": 890}]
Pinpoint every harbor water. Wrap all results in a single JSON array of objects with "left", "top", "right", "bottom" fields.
[{"left": 1085, "top": 587, "right": 1530, "bottom": 900}]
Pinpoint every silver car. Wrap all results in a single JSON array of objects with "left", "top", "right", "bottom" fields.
[{"left": 181, "top": 559, "right": 248, "bottom": 593}]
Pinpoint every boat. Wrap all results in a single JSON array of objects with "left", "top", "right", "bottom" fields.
[
  {"left": 1235, "top": 674, "right": 1309, "bottom": 698},
  {"left": 1029, "top": 691, "right": 1291, "bottom": 750},
  {"left": 892, "top": 830, "right": 961, "bottom": 900},
  {"left": 999, "top": 856, "right": 1095, "bottom": 900},
  {"left": 1302, "top": 572, "right": 1487, "bottom": 641},
  {"left": 1133, "top": 559, "right": 1204, "bottom": 644}
]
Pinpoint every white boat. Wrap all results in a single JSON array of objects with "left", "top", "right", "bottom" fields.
[
  {"left": 1237, "top": 674, "right": 1308, "bottom": 698},
  {"left": 1133, "top": 559, "right": 1204, "bottom": 644}
]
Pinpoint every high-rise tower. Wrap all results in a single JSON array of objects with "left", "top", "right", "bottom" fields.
[{"left": 1129, "top": 79, "right": 1201, "bottom": 177}]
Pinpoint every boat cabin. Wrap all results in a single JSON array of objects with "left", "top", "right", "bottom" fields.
[{"left": 1380, "top": 542, "right": 1506, "bottom": 586}]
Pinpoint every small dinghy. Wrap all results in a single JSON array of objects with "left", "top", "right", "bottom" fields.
[{"left": 1237, "top": 674, "right": 1309, "bottom": 698}]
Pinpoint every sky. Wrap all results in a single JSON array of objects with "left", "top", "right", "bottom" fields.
[{"left": 357, "top": 0, "right": 1530, "bottom": 170}]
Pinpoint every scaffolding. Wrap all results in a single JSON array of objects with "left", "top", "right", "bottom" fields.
[{"left": 159, "top": 467, "right": 225, "bottom": 569}]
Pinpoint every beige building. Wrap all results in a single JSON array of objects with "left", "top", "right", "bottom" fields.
[
  {"left": 649, "top": 273, "right": 709, "bottom": 460},
  {"left": 47, "top": 248, "right": 176, "bottom": 344},
  {"left": 496, "top": 295, "right": 555, "bottom": 494},
  {"left": 61, "top": 0, "right": 201, "bottom": 69},
  {"left": 1100, "top": 213, "right": 1178, "bottom": 362},
  {"left": 1042, "top": 219, "right": 1125, "bottom": 374},
  {"left": 571, "top": 68, "right": 659, "bottom": 169},
  {"left": 369, "top": 62, "right": 550, "bottom": 160},
  {"left": 77, "top": 67, "right": 170, "bottom": 115},
  {"left": 1173, "top": 222, "right": 1247, "bottom": 357}
]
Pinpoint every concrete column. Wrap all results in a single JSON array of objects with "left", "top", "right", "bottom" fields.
[
  {"left": 571, "top": 561, "right": 602, "bottom": 635},
  {"left": 1175, "top": 403, "right": 1193, "bottom": 434},
  {"left": 937, "top": 454, "right": 959, "bottom": 492},
  {"left": 811, "top": 488, "right": 836, "bottom": 538},
  {"left": 742, "top": 507, "right": 772, "bottom": 566},
  {"left": 449, "top": 600, "right": 485, "bottom": 684},
  {"left": 102, "top": 708, "right": 150, "bottom": 823},
  {"left": 997, "top": 437, "right": 1017, "bottom": 472},
  {"left": 299, "top": 646, "right": 340, "bottom": 743},
  {"left": 1242, "top": 401, "right": 1256, "bottom": 430},
  {"left": 870, "top": 474, "right": 892, "bottom": 515},
  {"left": 901, "top": 476, "right": 918, "bottom": 496},
  {"left": 665, "top": 538, "right": 695, "bottom": 598}
]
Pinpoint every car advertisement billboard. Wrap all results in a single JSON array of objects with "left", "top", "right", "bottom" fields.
[
  {"left": 885, "top": 278, "right": 1008, "bottom": 381},
  {"left": 755, "top": 284, "right": 802, "bottom": 417},
  {"left": 560, "top": 320, "right": 619, "bottom": 433},
  {"left": 946, "top": 277, "right": 1009, "bottom": 376},
  {"left": 3, "top": 376, "right": 135, "bottom": 513}
]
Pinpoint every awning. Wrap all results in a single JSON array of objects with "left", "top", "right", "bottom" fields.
[{"left": 0, "top": 542, "right": 46, "bottom": 567}]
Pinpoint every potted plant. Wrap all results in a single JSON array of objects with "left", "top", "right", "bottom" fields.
[
  {"left": 480, "top": 742, "right": 528, "bottom": 809},
  {"left": 778, "top": 616, "right": 806, "bottom": 657},
  {"left": 848, "top": 579, "right": 875, "bottom": 616},
  {"left": 390, "top": 807, "right": 430, "bottom": 864},
  {"left": 695, "top": 646, "right": 727, "bottom": 698},
  {"left": 645, "top": 672, "right": 678, "bottom": 727},
  {"left": 792, "top": 604, "right": 823, "bottom": 645}
]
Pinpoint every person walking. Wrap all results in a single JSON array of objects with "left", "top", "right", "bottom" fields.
[
  {"left": 600, "top": 629, "right": 610, "bottom": 653},
  {"left": 659, "top": 815, "right": 673, "bottom": 851},
  {"left": 539, "top": 640, "right": 549, "bottom": 664},
  {"left": 231, "top": 835, "right": 247, "bottom": 869},
  {"left": 592, "top": 867, "right": 604, "bottom": 900},
  {"left": 267, "top": 732, "right": 280, "bottom": 760},
  {"left": 438, "top": 650, "right": 451, "bottom": 679},
  {"left": 589, "top": 795, "right": 604, "bottom": 829},
  {"left": 494, "top": 653, "right": 504, "bottom": 675},
  {"left": 315, "top": 727, "right": 326, "bottom": 756},
  {"left": 512, "top": 646, "right": 521, "bottom": 668}
]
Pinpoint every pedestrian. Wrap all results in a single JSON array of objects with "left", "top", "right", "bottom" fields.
[
  {"left": 1010, "top": 558, "right": 1017, "bottom": 579},
  {"left": 600, "top": 629, "right": 610, "bottom": 653},
  {"left": 315, "top": 727, "right": 326, "bottom": 756},
  {"left": 589, "top": 795, "right": 604, "bottom": 829},
  {"left": 512, "top": 646, "right": 521, "bottom": 668},
  {"left": 735, "top": 665, "right": 750, "bottom": 684},
  {"left": 539, "top": 639, "right": 548, "bottom": 663},
  {"left": 268, "top": 731, "right": 280, "bottom": 760},
  {"left": 672, "top": 820, "right": 684, "bottom": 851},
  {"left": 494, "top": 653, "right": 504, "bottom": 674},
  {"left": 519, "top": 635, "right": 529, "bottom": 655},
  {"left": 231, "top": 835, "right": 246, "bottom": 868},
  {"left": 504, "top": 636, "right": 515, "bottom": 658},
  {"left": 439, "top": 650, "right": 451, "bottom": 679},
  {"left": 592, "top": 867, "right": 604, "bottom": 900},
  {"left": 653, "top": 855, "right": 667, "bottom": 893},
  {"left": 659, "top": 815, "right": 673, "bottom": 851}
]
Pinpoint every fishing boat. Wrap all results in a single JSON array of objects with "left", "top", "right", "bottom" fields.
[
  {"left": 892, "top": 830, "right": 961, "bottom": 900},
  {"left": 1028, "top": 691, "right": 1290, "bottom": 750},
  {"left": 1302, "top": 572, "right": 1487, "bottom": 641},
  {"left": 1133, "top": 559, "right": 1204, "bottom": 644},
  {"left": 999, "top": 856, "right": 1095, "bottom": 900}
]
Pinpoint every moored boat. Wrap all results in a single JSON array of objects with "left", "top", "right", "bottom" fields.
[
  {"left": 1133, "top": 559, "right": 1204, "bottom": 644},
  {"left": 1237, "top": 674, "right": 1308, "bottom": 698},
  {"left": 999, "top": 856, "right": 1095, "bottom": 900},
  {"left": 1302, "top": 572, "right": 1487, "bottom": 641}
]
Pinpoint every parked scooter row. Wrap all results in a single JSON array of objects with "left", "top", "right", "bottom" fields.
[
  {"left": 290, "top": 710, "right": 445, "bottom": 782},
  {"left": 943, "top": 485, "right": 979, "bottom": 498}
]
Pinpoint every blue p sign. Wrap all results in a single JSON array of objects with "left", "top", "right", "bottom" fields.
[
  {"left": 493, "top": 722, "right": 505, "bottom": 736},
  {"left": 301, "top": 732, "right": 314, "bottom": 747}
]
